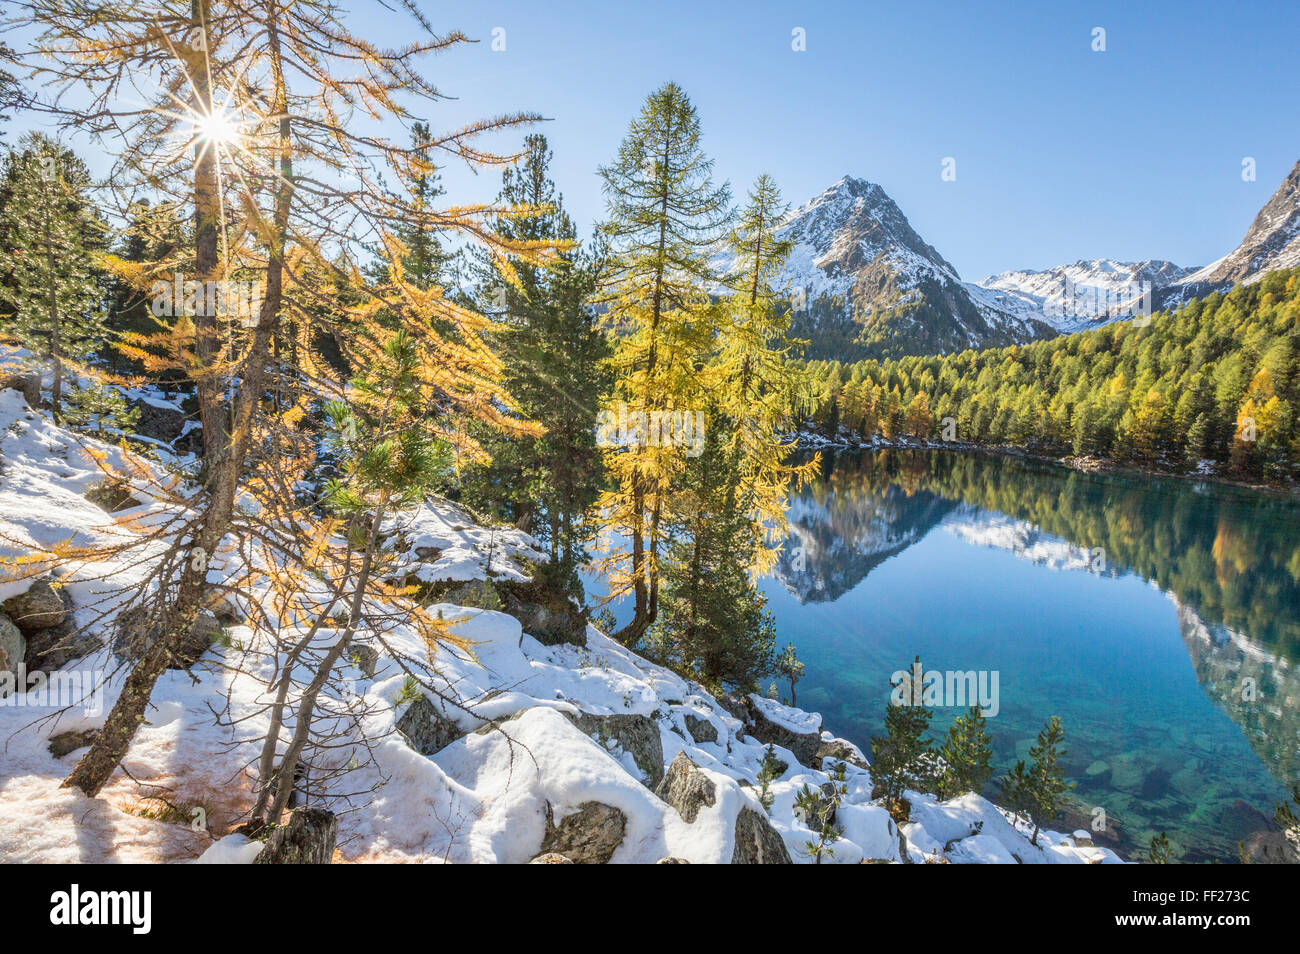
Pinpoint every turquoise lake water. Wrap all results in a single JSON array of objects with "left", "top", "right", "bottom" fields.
[{"left": 595, "top": 449, "right": 1300, "bottom": 861}]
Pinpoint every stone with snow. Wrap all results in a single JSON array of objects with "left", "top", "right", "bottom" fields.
[
  {"left": 541, "top": 801, "right": 627, "bottom": 864},
  {"left": 563, "top": 710, "right": 664, "bottom": 788},
  {"left": 655, "top": 751, "right": 717, "bottom": 823},
  {"left": 253, "top": 808, "right": 337, "bottom": 865}
]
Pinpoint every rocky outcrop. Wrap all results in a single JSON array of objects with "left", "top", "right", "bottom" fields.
[
  {"left": 718, "top": 692, "right": 823, "bottom": 767},
  {"left": 655, "top": 752, "right": 717, "bottom": 823},
  {"left": 563, "top": 711, "right": 664, "bottom": 788},
  {"left": 0, "top": 370, "right": 40, "bottom": 408},
  {"left": 499, "top": 580, "right": 587, "bottom": 648},
  {"left": 253, "top": 808, "right": 338, "bottom": 864},
  {"left": 112, "top": 605, "right": 221, "bottom": 669},
  {"left": 0, "top": 614, "right": 23, "bottom": 690},
  {"left": 684, "top": 713, "right": 718, "bottom": 744},
  {"left": 528, "top": 852, "right": 573, "bottom": 864},
  {"left": 540, "top": 801, "right": 626, "bottom": 864},
  {"left": 2, "top": 579, "right": 70, "bottom": 634},
  {"left": 396, "top": 695, "right": 463, "bottom": 757},
  {"left": 815, "top": 738, "right": 869, "bottom": 771},
  {"left": 732, "top": 807, "right": 793, "bottom": 864},
  {"left": 48, "top": 729, "right": 99, "bottom": 758}
]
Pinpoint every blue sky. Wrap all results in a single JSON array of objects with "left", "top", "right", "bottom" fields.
[
  {"left": 356, "top": 0, "right": 1299, "bottom": 279},
  {"left": 15, "top": 0, "right": 1299, "bottom": 279}
]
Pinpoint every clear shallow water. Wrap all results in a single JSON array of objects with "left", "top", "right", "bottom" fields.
[
  {"left": 593, "top": 449, "right": 1300, "bottom": 861},
  {"left": 761, "top": 449, "right": 1300, "bottom": 862}
]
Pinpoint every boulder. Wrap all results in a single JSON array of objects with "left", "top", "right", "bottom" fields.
[
  {"left": 540, "top": 801, "right": 627, "bottom": 864},
  {"left": 0, "top": 614, "right": 23, "bottom": 695},
  {"left": 2, "top": 579, "right": 70, "bottom": 635},
  {"left": 84, "top": 482, "right": 144, "bottom": 513},
  {"left": 443, "top": 579, "right": 502, "bottom": 611},
  {"left": 656, "top": 857, "right": 690, "bottom": 864},
  {"left": 684, "top": 713, "right": 718, "bottom": 744},
  {"left": 112, "top": 605, "right": 221, "bottom": 669},
  {"left": 253, "top": 808, "right": 337, "bottom": 864},
  {"left": 563, "top": 711, "right": 664, "bottom": 788},
  {"left": 0, "top": 370, "right": 40, "bottom": 408},
  {"left": 48, "top": 729, "right": 99, "bottom": 758},
  {"left": 396, "top": 695, "right": 462, "bottom": 756},
  {"left": 500, "top": 581, "right": 587, "bottom": 648},
  {"left": 528, "top": 852, "right": 574, "bottom": 864},
  {"left": 23, "top": 618, "right": 98, "bottom": 672},
  {"left": 815, "top": 738, "right": 869, "bottom": 771},
  {"left": 718, "top": 692, "right": 823, "bottom": 767},
  {"left": 732, "top": 807, "right": 793, "bottom": 864},
  {"left": 655, "top": 751, "right": 717, "bottom": 824}
]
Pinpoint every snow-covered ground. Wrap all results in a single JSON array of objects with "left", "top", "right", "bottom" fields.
[{"left": 0, "top": 372, "right": 1121, "bottom": 864}]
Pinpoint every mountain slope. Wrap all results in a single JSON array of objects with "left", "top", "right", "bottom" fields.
[
  {"left": 718, "top": 176, "right": 1053, "bottom": 361},
  {"left": 975, "top": 259, "right": 1196, "bottom": 333}
]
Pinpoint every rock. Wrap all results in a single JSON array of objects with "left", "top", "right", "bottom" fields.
[
  {"left": 655, "top": 752, "right": 717, "bottom": 823},
  {"left": 815, "top": 738, "right": 869, "bottom": 770},
  {"left": 350, "top": 642, "right": 379, "bottom": 679},
  {"left": 0, "top": 614, "right": 23, "bottom": 696},
  {"left": 253, "top": 808, "right": 337, "bottom": 864},
  {"left": 112, "top": 606, "right": 222, "bottom": 669},
  {"left": 1084, "top": 759, "right": 1110, "bottom": 777},
  {"left": 2, "top": 579, "right": 70, "bottom": 635},
  {"left": 563, "top": 711, "right": 664, "bottom": 788},
  {"left": 732, "top": 807, "right": 793, "bottom": 864},
  {"left": 443, "top": 579, "right": 502, "bottom": 611},
  {"left": 48, "top": 729, "right": 99, "bottom": 758},
  {"left": 717, "top": 692, "right": 823, "bottom": 767},
  {"left": 1240, "top": 830, "right": 1300, "bottom": 865},
  {"left": 684, "top": 713, "right": 718, "bottom": 744},
  {"left": 23, "top": 618, "right": 98, "bottom": 672},
  {"left": 84, "top": 482, "right": 144, "bottom": 513},
  {"left": 396, "top": 695, "right": 462, "bottom": 756},
  {"left": 132, "top": 401, "right": 193, "bottom": 450},
  {"left": 656, "top": 857, "right": 690, "bottom": 864},
  {"left": 499, "top": 581, "right": 587, "bottom": 648},
  {"left": 794, "top": 782, "right": 839, "bottom": 828},
  {"left": 540, "top": 801, "right": 627, "bottom": 864},
  {"left": 0, "top": 370, "right": 40, "bottom": 408},
  {"left": 528, "top": 852, "right": 574, "bottom": 864}
]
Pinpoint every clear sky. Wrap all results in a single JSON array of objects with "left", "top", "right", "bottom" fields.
[
  {"left": 14, "top": 0, "right": 1300, "bottom": 280},
  {"left": 352, "top": 0, "right": 1300, "bottom": 279}
]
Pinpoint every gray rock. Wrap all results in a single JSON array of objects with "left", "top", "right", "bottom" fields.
[
  {"left": 656, "top": 857, "right": 690, "bottom": 864},
  {"left": 0, "top": 614, "right": 23, "bottom": 696},
  {"left": 528, "top": 852, "right": 574, "bottom": 864},
  {"left": 112, "top": 605, "right": 221, "bottom": 669},
  {"left": 48, "top": 729, "right": 99, "bottom": 758},
  {"left": 500, "top": 584, "right": 587, "bottom": 648},
  {"left": 718, "top": 692, "right": 823, "bottom": 767},
  {"left": 684, "top": 713, "right": 718, "bottom": 744},
  {"left": 563, "top": 711, "right": 664, "bottom": 788},
  {"left": 23, "top": 618, "right": 98, "bottom": 672},
  {"left": 253, "top": 808, "right": 337, "bottom": 864},
  {"left": 396, "top": 695, "right": 462, "bottom": 756},
  {"left": 0, "top": 370, "right": 40, "bottom": 408},
  {"left": 732, "top": 807, "right": 793, "bottom": 864},
  {"left": 84, "top": 482, "right": 144, "bottom": 513},
  {"left": 540, "top": 801, "right": 627, "bottom": 864},
  {"left": 2, "top": 579, "right": 70, "bottom": 635},
  {"left": 815, "top": 738, "right": 869, "bottom": 771},
  {"left": 350, "top": 642, "right": 379, "bottom": 679},
  {"left": 655, "top": 751, "right": 717, "bottom": 824},
  {"left": 443, "top": 579, "right": 503, "bottom": 611}
]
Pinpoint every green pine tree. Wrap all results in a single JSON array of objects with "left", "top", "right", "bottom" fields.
[
  {"left": 0, "top": 133, "right": 107, "bottom": 419},
  {"left": 939, "top": 704, "right": 994, "bottom": 799}
]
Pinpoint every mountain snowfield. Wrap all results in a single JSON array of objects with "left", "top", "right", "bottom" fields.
[
  {"left": 743, "top": 159, "right": 1300, "bottom": 356},
  {"left": 0, "top": 378, "right": 1121, "bottom": 864}
]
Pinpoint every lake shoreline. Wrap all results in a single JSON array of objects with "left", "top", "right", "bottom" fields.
[{"left": 795, "top": 431, "right": 1300, "bottom": 498}]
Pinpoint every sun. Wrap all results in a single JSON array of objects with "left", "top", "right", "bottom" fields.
[{"left": 193, "top": 106, "right": 241, "bottom": 148}]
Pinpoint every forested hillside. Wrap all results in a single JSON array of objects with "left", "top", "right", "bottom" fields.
[{"left": 795, "top": 270, "right": 1300, "bottom": 482}]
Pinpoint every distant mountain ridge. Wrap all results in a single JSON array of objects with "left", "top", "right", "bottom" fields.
[{"left": 756, "top": 161, "right": 1300, "bottom": 361}]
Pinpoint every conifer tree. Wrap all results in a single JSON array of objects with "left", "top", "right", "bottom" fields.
[
  {"left": 938, "top": 704, "right": 994, "bottom": 798},
  {"left": 1000, "top": 715, "right": 1072, "bottom": 846},
  {"left": 595, "top": 81, "right": 731, "bottom": 645},
  {"left": 871, "top": 659, "right": 937, "bottom": 817},
  {"left": 0, "top": 133, "right": 107, "bottom": 419}
]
